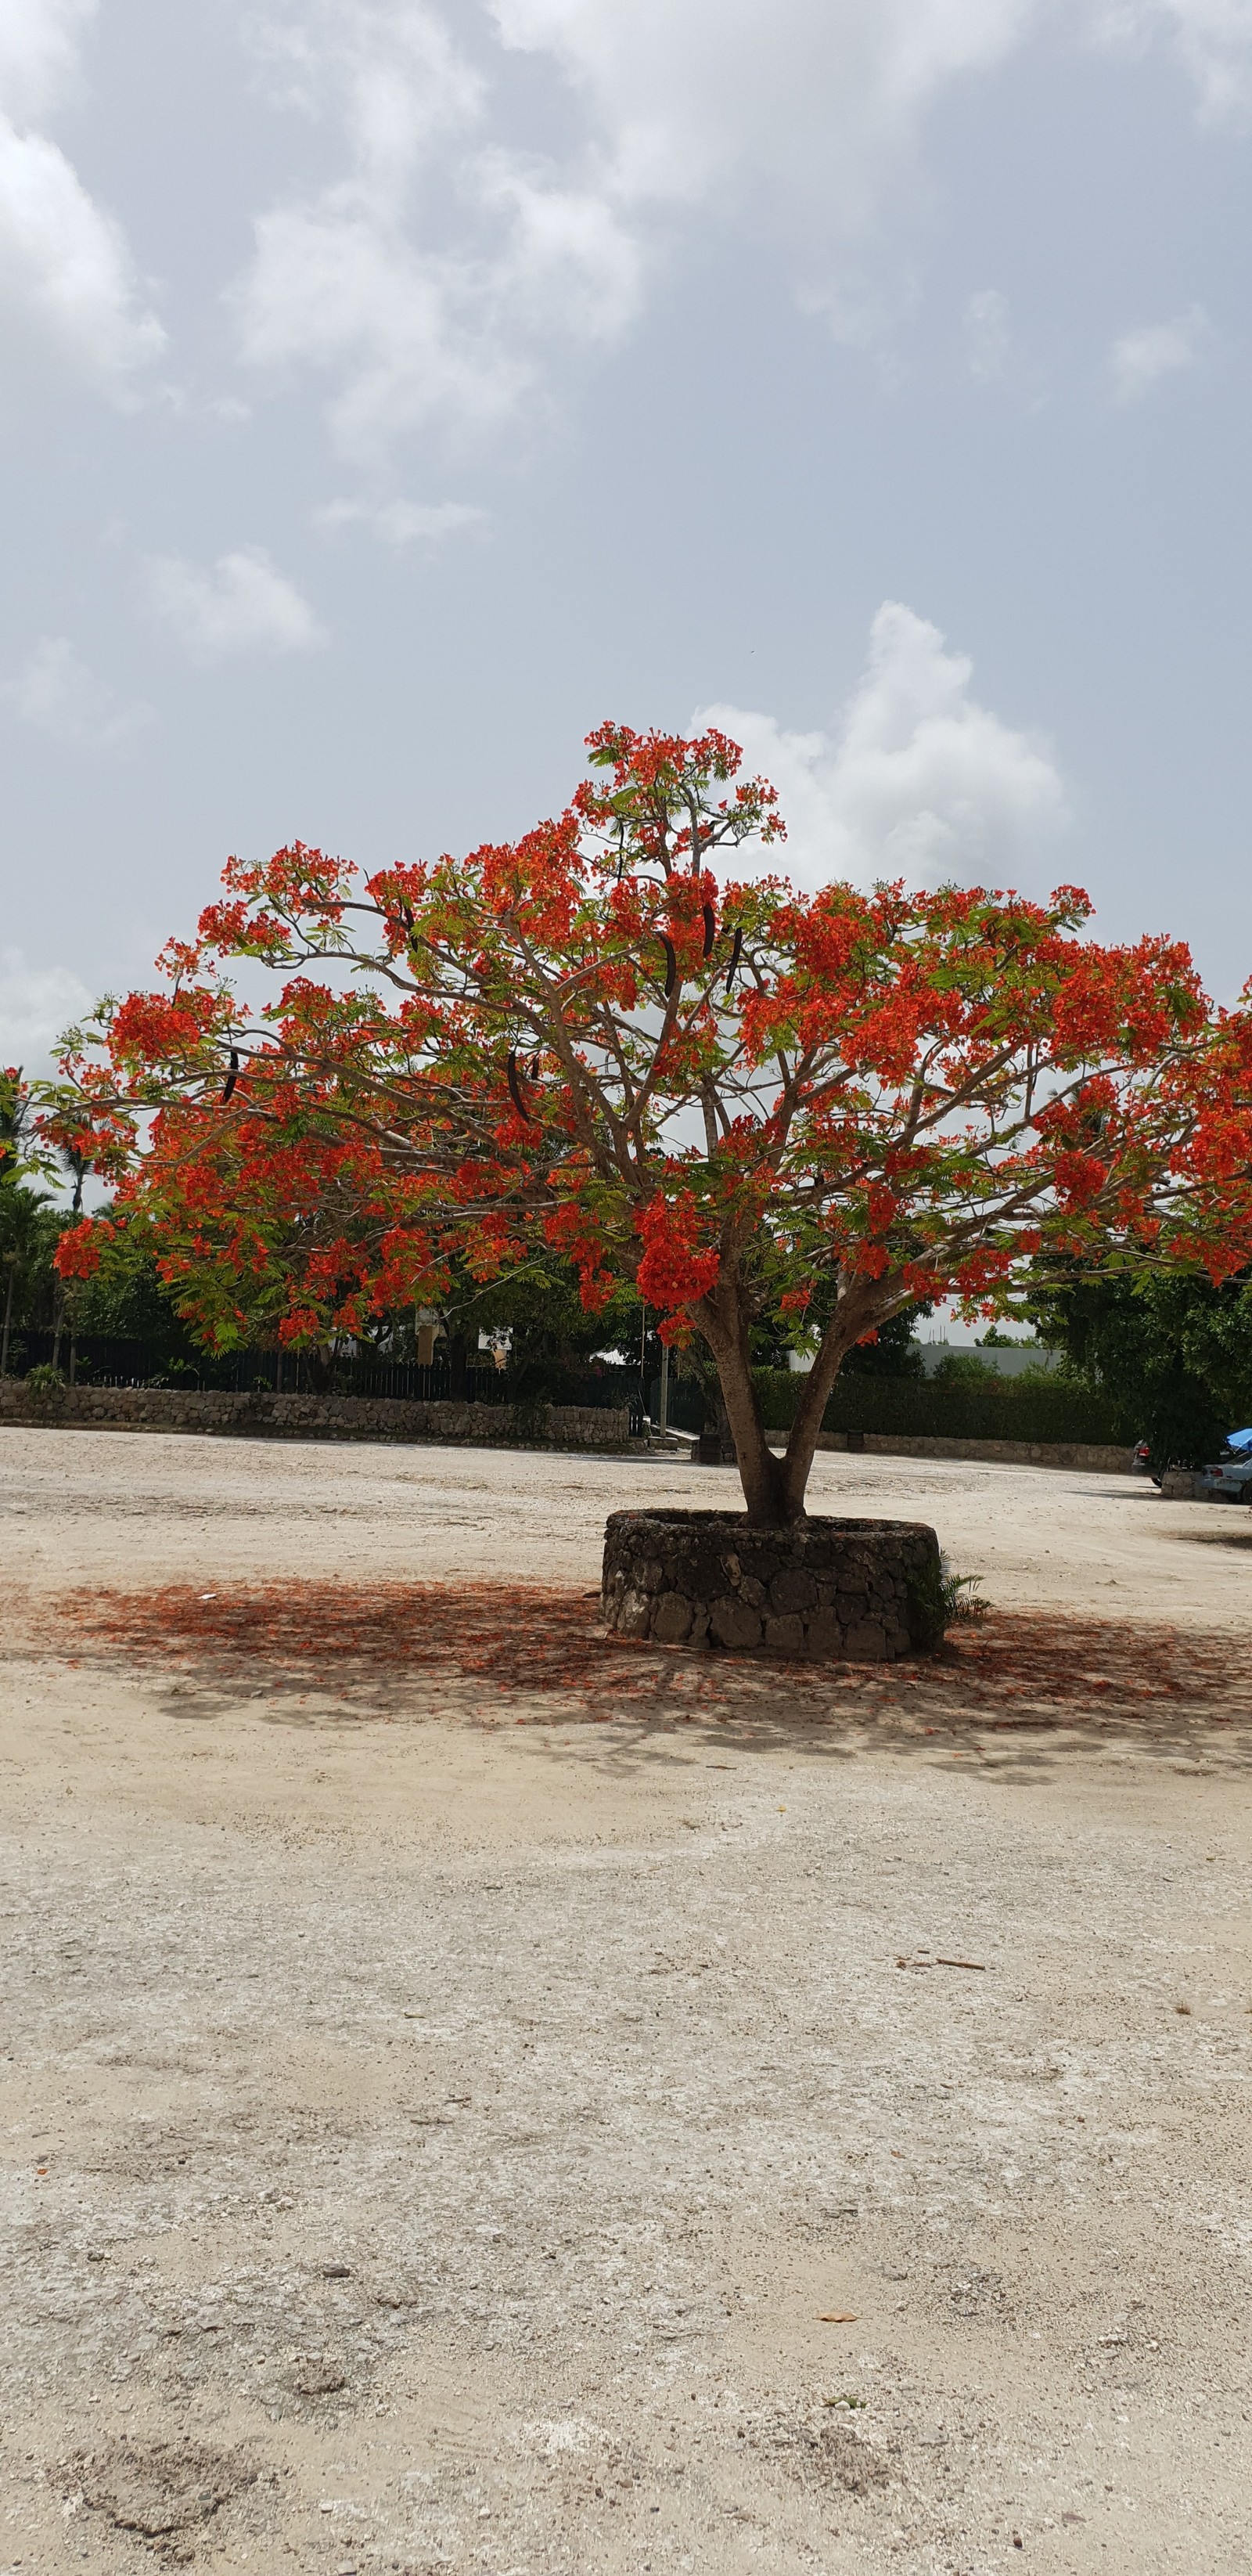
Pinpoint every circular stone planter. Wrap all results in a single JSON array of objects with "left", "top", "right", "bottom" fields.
[{"left": 602, "top": 1509, "right": 945, "bottom": 1663}]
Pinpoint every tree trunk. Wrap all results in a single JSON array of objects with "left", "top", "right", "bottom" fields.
[
  {"left": 711, "top": 1374, "right": 736, "bottom": 1465},
  {"left": 1, "top": 1256, "right": 15, "bottom": 1379},
  {"left": 772, "top": 1284, "right": 893, "bottom": 1520},
  {"left": 448, "top": 1332, "right": 468, "bottom": 1400},
  {"left": 693, "top": 1279, "right": 791, "bottom": 1524},
  {"left": 696, "top": 1271, "right": 898, "bottom": 1526}
]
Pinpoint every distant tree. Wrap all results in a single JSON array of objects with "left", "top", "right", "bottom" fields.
[
  {"left": 1, "top": 1070, "right": 59, "bottom": 1374},
  {"left": 931, "top": 1349, "right": 998, "bottom": 1385},
  {"left": 0, "top": 1185, "right": 57, "bottom": 1377},
  {"left": 1031, "top": 1263, "right": 1252, "bottom": 1468}
]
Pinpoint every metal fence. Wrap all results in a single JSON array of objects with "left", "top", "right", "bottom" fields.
[{"left": 6, "top": 1329, "right": 646, "bottom": 1432}]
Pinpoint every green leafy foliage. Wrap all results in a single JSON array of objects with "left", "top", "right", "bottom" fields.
[
  {"left": 1029, "top": 1263, "right": 1252, "bottom": 1468},
  {"left": 752, "top": 1367, "right": 1121, "bottom": 1445}
]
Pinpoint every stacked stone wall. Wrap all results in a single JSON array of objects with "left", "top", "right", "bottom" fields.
[
  {"left": 603, "top": 1508, "right": 944, "bottom": 1663},
  {"left": 808, "top": 1432, "right": 1129, "bottom": 1473},
  {"left": 0, "top": 1383, "right": 631, "bottom": 1451}
]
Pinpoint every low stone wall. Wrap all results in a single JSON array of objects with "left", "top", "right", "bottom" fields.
[
  {"left": 804, "top": 1431, "right": 1130, "bottom": 1474},
  {"left": 602, "top": 1508, "right": 944, "bottom": 1663},
  {"left": 0, "top": 1383, "right": 631, "bottom": 1451}
]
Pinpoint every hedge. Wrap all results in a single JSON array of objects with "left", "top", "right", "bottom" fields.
[{"left": 752, "top": 1367, "right": 1122, "bottom": 1447}]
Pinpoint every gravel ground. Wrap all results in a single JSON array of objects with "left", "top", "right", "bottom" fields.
[{"left": 2, "top": 1429, "right": 1250, "bottom": 2576}]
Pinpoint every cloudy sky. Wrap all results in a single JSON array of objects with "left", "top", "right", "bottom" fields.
[{"left": 3, "top": 0, "right": 1251, "bottom": 1069}]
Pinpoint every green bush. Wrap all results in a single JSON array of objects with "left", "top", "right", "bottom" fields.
[
  {"left": 752, "top": 1367, "right": 1121, "bottom": 1446},
  {"left": 23, "top": 1363, "right": 67, "bottom": 1400}
]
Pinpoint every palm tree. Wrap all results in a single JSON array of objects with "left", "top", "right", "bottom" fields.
[{"left": 0, "top": 1183, "right": 53, "bottom": 1378}]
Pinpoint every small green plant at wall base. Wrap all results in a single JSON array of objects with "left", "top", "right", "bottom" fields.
[
  {"left": 941, "top": 1569, "right": 987, "bottom": 1627},
  {"left": 905, "top": 1555, "right": 987, "bottom": 1641},
  {"left": 23, "top": 1363, "right": 66, "bottom": 1398}
]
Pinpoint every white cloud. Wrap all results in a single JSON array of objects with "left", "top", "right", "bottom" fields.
[
  {"left": 0, "top": 943, "right": 93, "bottom": 1072},
  {"left": 236, "top": 197, "right": 531, "bottom": 453},
  {"left": 236, "top": 0, "right": 1033, "bottom": 455},
  {"left": 0, "top": 0, "right": 164, "bottom": 385},
  {"left": 965, "top": 285, "right": 1010, "bottom": 381},
  {"left": 1, "top": 633, "right": 153, "bottom": 750},
  {"left": 233, "top": 0, "right": 1252, "bottom": 453},
  {"left": 1108, "top": 304, "right": 1211, "bottom": 401},
  {"left": 245, "top": 0, "right": 484, "bottom": 164},
  {"left": 0, "top": 0, "right": 94, "bottom": 124},
  {"left": 696, "top": 601, "right": 1067, "bottom": 891},
  {"left": 491, "top": 0, "right": 1035, "bottom": 221},
  {"left": 140, "top": 546, "right": 329, "bottom": 662},
  {"left": 1090, "top": 2, "right": 1252, "bottom": 124},
  {"left": 236, "top": 0, "right": 641, "bottom": 457},
  {"left": 315, "top": 494, "right": 487, "bottom": 546}
]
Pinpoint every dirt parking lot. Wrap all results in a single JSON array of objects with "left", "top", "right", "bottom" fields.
[{"left": 2, "top": 1429, "right": 1250, "bottom": 2576}]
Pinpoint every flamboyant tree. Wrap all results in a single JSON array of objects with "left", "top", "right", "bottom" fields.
[{"left": 46, "top": 723, "right": 1252, "bottom": 1523}]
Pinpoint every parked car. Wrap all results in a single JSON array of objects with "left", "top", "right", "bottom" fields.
[{"left": 1196, "top": 1436, "right": 1252, "bottom": 1501}]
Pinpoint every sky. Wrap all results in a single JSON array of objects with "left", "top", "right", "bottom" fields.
[{"left": 2, "top": 0, "right": 1252, "bottom": 1079}]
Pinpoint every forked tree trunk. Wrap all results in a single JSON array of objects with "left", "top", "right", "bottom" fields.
[
  {"left": 693, "top": 1269, "right": 892, "bottom": 1527},
  {"left": 692, "top": 1277, "right": 790, "bottom": 1525}
]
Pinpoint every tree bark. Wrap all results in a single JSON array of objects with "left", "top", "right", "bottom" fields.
[
  {"left": 693, "top": 1277, "right": 790, "bottom": 1524},
  {"left": 1, "top": 1256, "right": 15, "bottom": 1379},
  {"left": 696, "top": 1270, "right": 898, "bottom": 1526},
  {"left": 773, "top": 1282, "right": 894, "bottom": 1520}
]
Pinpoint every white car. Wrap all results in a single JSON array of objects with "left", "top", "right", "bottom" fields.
[{"left": 1196, "top": 1445, "right": 1252, "bottom": 1501}]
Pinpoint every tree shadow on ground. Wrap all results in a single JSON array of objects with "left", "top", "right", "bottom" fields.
[
  {"left": 1173, "top": 1522, "right": 1252, "bottom": 1550},
  {"left": 47, "top": 1580, "right": 1252, "bottom": 1774}
]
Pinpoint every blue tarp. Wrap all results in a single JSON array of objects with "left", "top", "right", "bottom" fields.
[{"left": 1225, "top": 1427, "right": 1252, "bottom": 1452}]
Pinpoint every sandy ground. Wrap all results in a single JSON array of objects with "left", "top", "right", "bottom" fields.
[{"left": 2, "top": 1427, "right": 1250, "bottom": 2576}]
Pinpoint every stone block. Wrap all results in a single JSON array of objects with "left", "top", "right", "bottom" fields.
[
  {"left": 764, "top": 1613, "right": 806, "bottom": 1654},
  {"left": 798, "top": 1608, "right": 836, "bottom": 1655},
  {"left": 651, "top": 1591, "right": 694, "bottom": 1645},
  {"left": 768, "top": 1566, "right": 817, "bottom": 1616},
  {"left": 615, "top": 1589, "right": 653, "bottom": 1639},
  {"left": 844, "top": 1618, "right": 887, "bottom": 1660},
  {"left": 709, "top": 1596, "right": 763, "bottom": 1648}
]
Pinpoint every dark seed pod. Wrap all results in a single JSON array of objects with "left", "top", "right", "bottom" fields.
[
  {"left": 506, "top": 1050, "right": 535, "bottom": 1123},
  {"left": 724, "top": 927, "right": 743, "bottom": 993},
  {"left": 221, "top": 1047, "right": 239, "bottom": 1104},
  {"left": 527, "top": 1054, "right": 541, "bottom": 1079},
  {"left": 660, "top": 935, "right": 678, "bottom": 999},
  {"left": 702, "top": 903, "right": 716, "bottom": 960}
]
